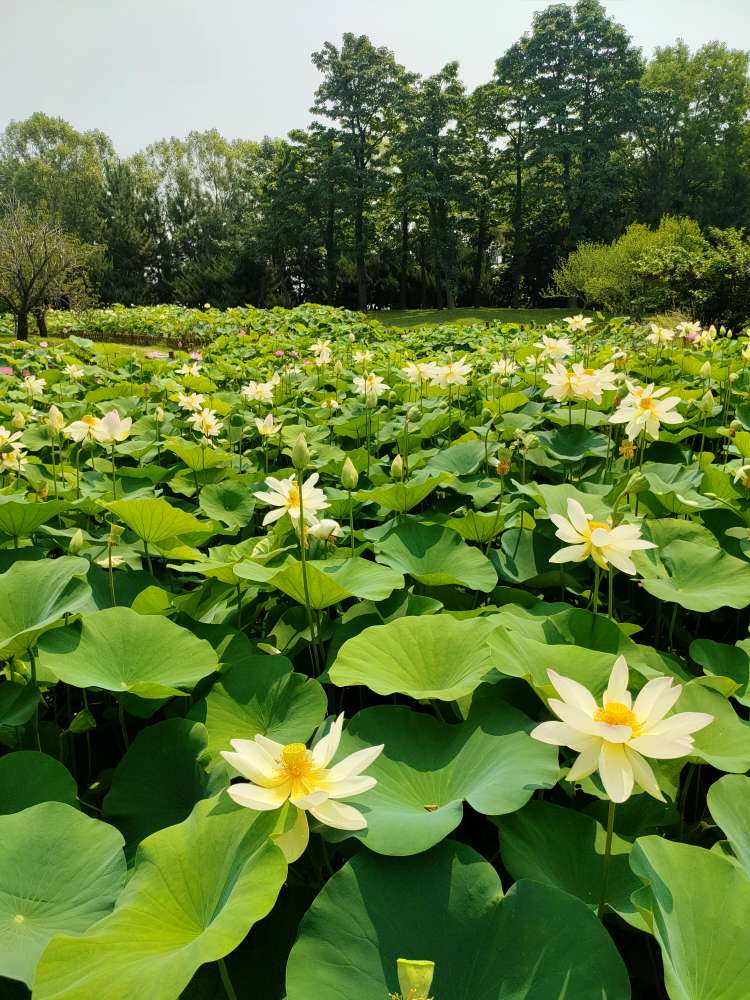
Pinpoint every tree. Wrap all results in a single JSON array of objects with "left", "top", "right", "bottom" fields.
[
  {"left": 311, "top": 34, "right": 413, "bottom": 310},
  {"left": 0, "top": 197, "right": 98, "bottom": 339}
]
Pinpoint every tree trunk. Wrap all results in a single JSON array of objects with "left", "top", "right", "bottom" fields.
[
  {"left": 35, "top": 310, "right": 48, "bottom": 338},
  {"left": 16, "top": 311, "right": 29, "bottom": 341},
  {"left": 470, "top": 207, "right": 488, "bottom": 308},
  {"left": 399, "top": 210, "right": 409, "bottom": 310},
  {"left": 510, "top": 144, "right": 525, "bottom": 308},
  {"left": 354, "top": 193, "right": 367, "bottom": 312},
  {"left": 325, "top": 194, "right": 337, "bottom": 305}
]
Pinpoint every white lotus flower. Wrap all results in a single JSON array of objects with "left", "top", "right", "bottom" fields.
[
  {"left": 543, "top": 363, "right": 576, "bottom": 403},
  {"left": 255, "top": 413, "right": 281, "bottom": 437},
  {"left": 257, "top": 472, "right": 328, "bottom": 525},
  {"left": 570, "top": 363, "right": 617, "bottom": 403},
  {"left": 177, "top": 391, "right": 204, "bottom": 412},
  {"left": 222, "top": 714, "right": 383, "bottom": 859},
  {"left": 531, "top": 657, "right": 713, "bottom": 802},
  {"left": 241, "top": 380, "right": 274, "bottom": 403},
  {"left": 534, "top": 335, "right": 574, "bottom": 361},
  {"left": 92, "top": 409, "right": 132, "bottom": 444},
  {"left": 63, "top": 363, "right": 86, "bottom": 378},
  {"left": 64, "top": 414, "right": 100, "bottom": 442},
  {"left": 309, "top": 517, "right": 343, "bottom": 542},
  {"left": 188, "top": 408, "right": 222, "bottom": 438},
  {"left": 353, "top": 349, "right": 374, "bottom": 364},
  {"left": 609, "top": 382, "right": 683, "bottom": 440},
  {"left": 646, "top": 324, "right": 675, "bottom": 346},
  {"left": 491, "top": 358, "right": 519, "bottom": 377},
  {"left": 430, "top": 356, "right": 472, "bottom": 388},
  {"left": 402, "top": 361, "right": 437, "bottom": 384},
  {"left": 176, "top": 362, "right": 201, "bottom": 377},
  {"left": 23, "top": 375, "right": 46, "bottom": 397},
  {"left": 353, "top": 372, "right": 389, "bottom": 404},
  {"left": 549, "top": 498, "right": 655, "bottom": 574},
  {"left": 563, "top": 314, "right": 593, "bottom": 332},
  {"left": 310, "top": 339, "right": 331, "bottom": 355},
  {"left": 320, "top": 398, "right": 340, "bottom": 411}
]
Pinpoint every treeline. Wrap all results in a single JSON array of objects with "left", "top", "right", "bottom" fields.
[{"left": 2, "top": 0, "right": 748, "bottom": 312}]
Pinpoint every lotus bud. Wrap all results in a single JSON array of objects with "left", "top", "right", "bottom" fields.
[
  {"left": 11, "top": 411, "right": 25, "bottom": 429},
  {"left": 729, "top": 372, "right": 739, "bottom": 383},
  {"left": 388, "top": 390, "right": 397, "bottom": 403},
  {"left": 291, "top": 433, "right": 309, "bottom": 471},
  {"left": 407, "top": 406, "right": 421, "bottom": 423},
  {"left": 154, "top": 405, "right": 165, "bottom": 422},
  {"left": 48, "top": 404, "right": 64, "bottom": 432},
  {"left": 397, "top": 958, "right": 435, "bottom": 999},
  {"left": 481, "top": 407, "right": 493, "bottom": 424},
  {"left": 341, "top": 456, "right": 358, "bottom": 492},
  {"left": 700, "top": 361, "right": 711, "bottom": 379},
  {"left": 391, "top": 454, "right": 404, "bottom": 481},
  {"left": 69, "top": 528, "right": 85, "bottom": 554},
  {"left": 697, "top": 389, "right": 714, "bottom": 413},
  {"left": 107, "top": 523, "right": 125, "bottom": 546}
]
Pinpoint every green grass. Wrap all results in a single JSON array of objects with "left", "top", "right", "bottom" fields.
[{"left": 376, "top": 307, "right": 585, "bottom": 328}]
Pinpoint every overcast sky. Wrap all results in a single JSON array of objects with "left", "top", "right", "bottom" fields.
[{"left": 3, "top": 0, "right": 749, "bottom": 155}]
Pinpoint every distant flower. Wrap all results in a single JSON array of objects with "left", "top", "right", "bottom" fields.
[
  {"left": 353, "top": 349, "right": 375, "bottom": 365},
  {"left": 0, "top": 367, "right": 13, "bottom": 376},
  {"left": 491, "top": 358, "right": 519, "bottom": 377},
  {"left": 402, "top": 361, "right": 437, "bottom": 384},
  {"left": 431, "top": 357, "right": 472, "bottom": 388},
  {"left": 256, "top": 472, "right": 328, "bottom": 526},
  {"left": 310, "top": 339, "right": 331, "bottom": 355},
  {"left": 320, "top": 398, "right": 340, "bottom": 411},
  {"left": 221, "top": 714, "right": 383, "bottom": 860},
  {"left": 646, "top": 324, "right": 675, "bottom": 346},
  {"left": 145, "top": 351, "right": 168, "bottom": 360},
  {"left": 189, "top": 351, "right": 203, "bottom": 361},
  {"left": 309, "top": 517, "right": 343, "bottom": 543},
  {"left": 609, "top": 382, "right": 683, "bottom": 440},
  {"left": 241, "top": 380, "right": 274, "bottom": 404},
  {"left": 531, "top": 657, "right": 713, "bottom": 802},
  {"left": 353, "top": 372, "right": 389, "bottom": 405},
  {"left": 23, "top": 375, "right": 46, "bottom": 397},
  {"left": 255, "top": 413, "right": 281, "bottom": 437},
  {"left": 63, "top": 363, "right": 86, "bottom": 377},
  {"left": 48, "top": 405, "right": 65, "bottom": 432},
  {"left": 39, "top": 341, "right": 48, "bottom": 348},
  {"left": 534, "top": 335, "right": 574, "bottom": 361},
  {"left": 177, "top": 392, "right": 205, "bottom": 411},
  {"left": 176, "top": 362, "right": 201, "bottom": 377},
  {"left": 188, "top": 408, "right": 222, "bottom": 438},
  {"left": 64, "top": 414, "right": 100, "bottom": 443},
  {"left": 570, "top": 363, "right": 617, "bottom": 404},
  {"left": 543, "top": 363, "right": 576, "bottom": 403},
  {"left": 563, "top": 314, "right": 593, "bottom": 333},
  {"left": 275, "top": 350, "right": 285, "bottom": 357},
  {"left": 549, "top": 498, "right": 655, "bottom": 575}
]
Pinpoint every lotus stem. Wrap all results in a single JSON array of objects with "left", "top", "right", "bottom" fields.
[{"left": 597, "top": 800, "right": 616, "bottom": 920}]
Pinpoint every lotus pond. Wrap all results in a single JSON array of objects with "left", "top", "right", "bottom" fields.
[{"left": 1, "top": 308, "right": 750, "bottom": 1000}]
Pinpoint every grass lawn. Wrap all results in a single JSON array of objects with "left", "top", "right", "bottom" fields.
[{"left": 376, "top": 306, "right": 585, "bottom": 327}]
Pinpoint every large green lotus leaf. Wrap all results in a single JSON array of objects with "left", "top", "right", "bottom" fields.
[
  {"left": 426, "top": 439, "right": 487, "bottom": 474},
  {"left": 33, "top": 798, "right": 286, "bottom": 1000},
  {"left": 37, "top": 606, "right": 219, "bottom": 698},
  {"left": 486, "top": 603, "right": 680, "bottom": 698},
  {"left": 189, "top": 654, "right": 327, "bottom": 767},
  {"left": 0, "top": 499, "right": 68, "bottom": 539},
  {"left": 498, "top": 800, "right": 644, "bottom": 928},
  {"left": 632, "top": 518, "right": 750, "bottom": 611},
  {"left": 103, "top": 719, "right": 223, "bottom": 856},
  {"left": 537, "top": 425, "right": 609, "bottom": 461},
  {"left": 707, "top": 774, "right": 750, "bottom": 878},
  {"left": 520, "top": 482, "right": 611, "bottom": 520},
  {"left": 107, "top": 497, "right": 209, "bottom": 543},
  {"left": 374, "top": 520, "right": 497, "bottom": 591},
  {"left": 675, "top": 680, "right": 750, "bottom": 772},
  {"left": 356, "top": 472, "right": 453, "bottom": 513},
  {"left": 163, "top": 438, "right": 232, "bottom": 471},
  {"left": 330, "top": 614, "right": 497, "bottom": 700},
  {"left": 0, "top": 751, "right": 78, "bottom": 815},
  {"left": 493, "top": 527, "right": 584, "bottom": 587},
  {"left": 631, "top": 837, "right": 750, "bottom": 1000},
  {"left": 0, "top": 682, "right": 41, "bottom": 726},
  {"left": 328, "top": 692, "right": 558, "bottom": 855},
  {"left": 198, "top": 481, "right": 256, "bottom": 528},
  {"left": 691, "top": 638, "right": 750, "bottom": 706},
  {"left": 0, "top": 803, "right": 126, "bottom": 986},
  {"left": 286, "top": 841, "right": 630, "bottom": 1000},
  {"left": 236, "top": 556, "right": 404, "bottom": 609},
  {"left": 0, "top": 556, "right": 91, "bottom": 657}
]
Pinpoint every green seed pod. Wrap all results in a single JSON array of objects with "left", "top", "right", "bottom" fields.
[
  {"left": 397, "top": 958, "right": 435, "bottom": 999},
  {"left": 69, "top": 528, "right": 85, "bottom": 554},
  {"left": 291, "top": 433, "right": 309, "bottom": 471}
]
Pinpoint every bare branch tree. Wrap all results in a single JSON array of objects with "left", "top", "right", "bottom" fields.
[{"left": 0, "top": 194, "right": 99, "bottom": 340}]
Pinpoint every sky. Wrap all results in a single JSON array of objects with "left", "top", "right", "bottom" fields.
[{"left": 2, "top": 0, "right": 749, "bottom": 155}]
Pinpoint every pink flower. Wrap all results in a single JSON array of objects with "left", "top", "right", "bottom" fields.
[
  {"left": 275, "top": 350, "right": 285, "bottom": 357},
  {"left": 189, "top": 351, "right": 203, "bottom": 360},
  {"left": 303, "top": 359, "right": 312, "bottom": 366},
  {"left": 685, "top": 332, "right": 699, "bottom": 342},
  {"left": 0, "top": 367, "right": 13, "bottom": 376},
  {"left": 39, "top": 341, "right": 49, "bottom": 348},
  {"left": 145, "top": 351, "right": 168, "bottom": 359},
  {"left": 290, "top": 350, "right": 298, "bottom": 357},
  {"left": 238, "top": 330, "right": 247, "bottom": 337}
]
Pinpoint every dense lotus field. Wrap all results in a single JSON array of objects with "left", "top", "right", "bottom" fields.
[{"left": 2, "top": 307, "right": 750, "bottom": 1000}]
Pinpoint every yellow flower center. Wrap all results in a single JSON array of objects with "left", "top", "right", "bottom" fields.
[
  {"left": 594, "top": 701, "right": 638, "bottom": 730},
  {"left": 638, "top": 397, "right": 656, "bottom": 410},
  {"left": 287, "top": 483, "right": 300, "bottom": 507},
  {"left": 82, "top": 415, "right": 98, "bottom": 426},
  {"left": 587, "top": 520, "right": 609, "bottom": 532},
  {"left": 280, "top": 742, "right": 313, "bottom": 778}
]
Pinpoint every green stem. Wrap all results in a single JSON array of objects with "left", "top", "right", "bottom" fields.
[
  {"left": 118, "top": 700, "right": 129, "bottom": 750},
  {"left": 218, "top": 958, "right": 237, "bottom": 1000},
  {"left": 296, "top": 478, "right": 320, "bottom": 674},
  {"left": 28, "top": 647, "right": 42, "bottom": 751},
  {"left": 348, "top": 491, "right": 355, "bottom": 557},
  {"left": 607, "top": 567, "right": 614, "bottom": 621},
  {"left": 597, "top": 800, "right": 616, "bottom": 920},
  {"left": 592, "top": 563, "right": 600, "bottom": 616},
  {"left": 110, "top": 441, "right": 117, "bottom": 499}
]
